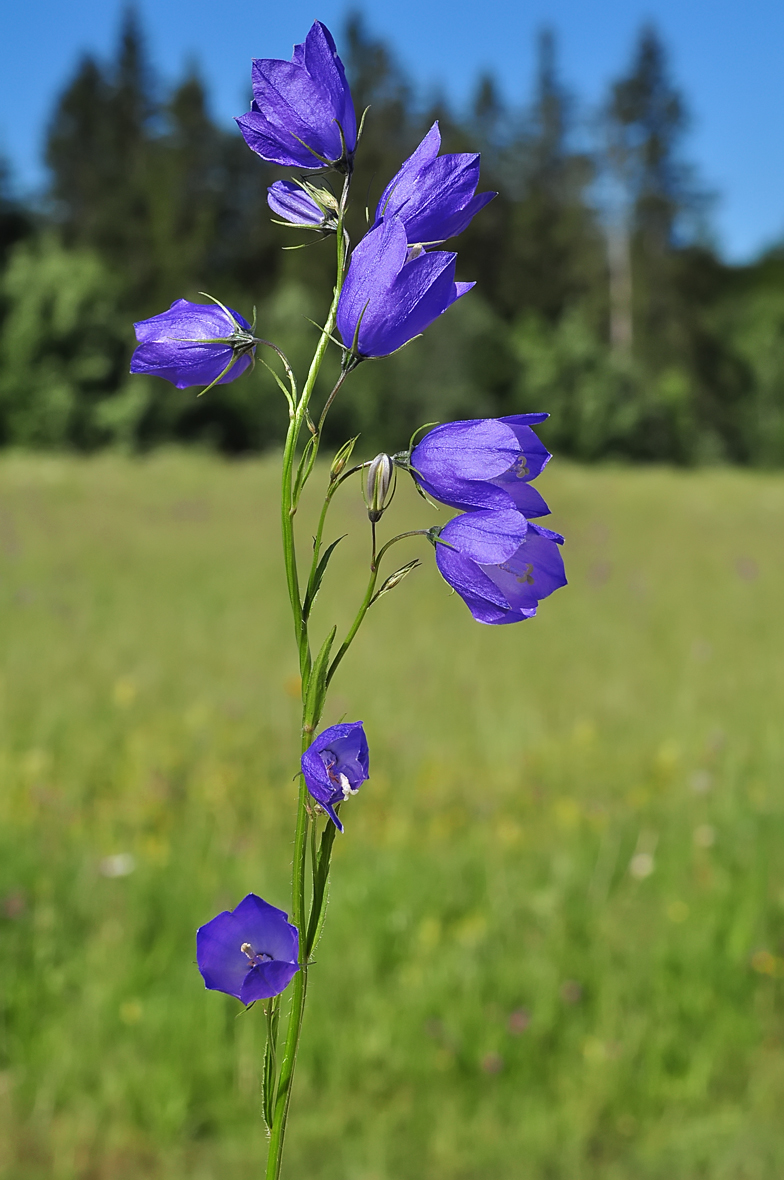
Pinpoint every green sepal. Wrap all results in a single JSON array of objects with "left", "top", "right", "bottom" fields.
[
  {"left": 303, "top": 535, "right": 346, "bottom": 620},
  {"left": 302, "top": 316, "right": 344, "bottom": 350},
  {"left": 196, "top": 353, "right": 243, "bottom": 398},
  {"left": 259, "top": 356, "right": 294, "bottom": 413},
  {"left": 407, "top": 421, "right": 440, "bottom": 453},
  {"left": 288, "top": 133, "right": 332, "bottom": 168}
]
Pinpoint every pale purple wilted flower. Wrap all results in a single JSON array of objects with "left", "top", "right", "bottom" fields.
[
  {"left": 301, "top": 722, "right": 369, "bottom": 831},
  {"left": 267, "top": 180, "right": 338, "bottom": 230},
  {"left": 130, "top": 298, "right": 255, "bottom": 390},
  {"left": 375, "top": 122, "right": 496, "bottom": 245},
  {"left": 433, "top": 508, "right": 566, "bottom": 624},
  {"left": 196, "top": 893, "right": 299, "bottom": 1005},
  {"left": 337, "top": 217, "right": 473, "bottom": 361},
  {"left": 236, "top": 22, "right": 356, "bottom": 170},
  {"left": 410, "top": 415, "right": 552, "bottom": 518}
]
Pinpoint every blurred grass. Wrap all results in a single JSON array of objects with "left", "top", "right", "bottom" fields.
[{"left": 0, "top": 451, "right": 782, "bottom": 1180}]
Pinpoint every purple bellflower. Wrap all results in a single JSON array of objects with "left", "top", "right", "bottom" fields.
[
  {"left": 410, "top": 414, "right": 552, "bottom": 519},
  {"left": 267, "top": 180, "right": 338, "bottom": 231},
  {"left": 301, "top": 722, "right": 369, "bottom": 832},
  {"left": 236, "top": 22, "right": 357, "bottom": 171},
  {"left": 376, "top": 122, "right": 496, "bottom": 245},
  {"left": 196, "top": 893, "right": 300, "bottom": 1005},
  {"left": 130, "top": 298, "right": 255, "bottom": 390},
  {"left": 433, "top": 508, "right": 566, "bottom": 625},
  {"left": 337, "top": 216, "right": 474, "bottom": 361}
]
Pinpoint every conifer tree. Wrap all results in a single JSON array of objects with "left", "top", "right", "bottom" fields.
[
  {"left": 490, "top": 30, "right": 602, "bottom": 324},
  {"left": 0, "top": 161, "right": 31, "bottom": 267},
  {"left": 45, "top": 10, "right": 156, "bottom": 300},
  {"left": 604, "top": 26, "right": 690, "bottom": 365}
]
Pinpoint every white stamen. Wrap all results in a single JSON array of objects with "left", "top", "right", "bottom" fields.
[
  {"left": 339, "top": 773, "right": 358, "bottom": 800},
  {"left": 241, "top": 942, "right": 254, "bottom": 958}
]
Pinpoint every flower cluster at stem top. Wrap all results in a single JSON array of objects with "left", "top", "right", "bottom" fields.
[{"left": 126, "top": 20, "right": 568, "bottom": 1007}]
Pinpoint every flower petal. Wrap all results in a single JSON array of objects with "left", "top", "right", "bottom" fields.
[
  {"left": 240, "top": 959, "right": 300, "bottom": 1004},
  {"left": 302, "top": 21, "right": 356, "bottom": 151},
  {"left": 376, "top": 121, "right": 442, "bottom": 221},
  {"left": 440, "top": 509, "right": 528, "bottom": 565},
  {"left": 435, "top": 544, "right": 513, "bottom": 622},
  {"left": 359, "top": 250, "right": 458, "bottom": 357},
  {"left": 414, "top": 419, "right": 518, "bottom": 481},
  {"left": 196, "top": 909, "right": 252, "bottom": 1000},
  {"left": 337, "top": 218, "right": 408, "bottom": 349},
  {"left": 267, "top": 180, "right": 325, "bottom": 226},
  {"left": 480, "top": 526, "right": 567, "bottom": 611},
  {"left": 239, "top": 23, "right": 354, "bottom": 168},
  {"left": 231, "top": 894, "right": 299, "bottom": 965},
  {"left": 133, "top": 298, "right": 246, "bottom": 342},
  {"left": 375, "top": 122, "right": 494, "bottom": 244}
]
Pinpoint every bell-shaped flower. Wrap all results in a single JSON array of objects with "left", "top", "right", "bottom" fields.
[
  {"left": 410, "top": 414, "right": 552, "bottom": 518},
  {"left": 301, "top": 721, "right": 369, "bottom": 832},
  {"left": 337, "top": 216, "right": 474, "bottom": 361},
  {"left": 196, "top": 893, "right": 300, "bottom": 1005},
  {"left": 130, "top": 298, "right": 255, "bottom": 390},
  {"left": 236, "top": 22, "right": 356, "bottom": 170},
  {"left": 375, "top": 122, "right": 496, "bottom": 245},
  {"left": 434, "top": 508, "right": 566, "bottom": 625},
  {"left": 267, "top": 180, "right": 338, "bottom": 230}
]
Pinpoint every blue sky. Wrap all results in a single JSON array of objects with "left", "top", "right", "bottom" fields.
[{"left": 1, "top": 0, "right": 782, "bottom": 262}]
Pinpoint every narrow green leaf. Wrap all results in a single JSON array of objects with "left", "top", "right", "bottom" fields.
[
  {"left": 303, "top": 535, "right": 346, "bottom": 620},
  {"left": 262, "top": 997, "right": 280, "bottom": 1131},
  {"left": 292, "top": 434, "right": 319, "bottom": 507},
  {"left": 306, "top": 818, "right": 338, "bottom": 958}
]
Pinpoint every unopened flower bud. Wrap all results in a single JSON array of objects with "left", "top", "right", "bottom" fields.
[
  {"left": 330, "top": 436, "right": 358, "bottom": 483},
  {"left": 366, "top": 453, "right": 395, "bottom": 522},
  {"left": 370, "top": 558, "right": 421, "bottom": 605}
]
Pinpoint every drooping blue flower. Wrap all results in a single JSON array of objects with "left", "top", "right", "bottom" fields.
[
  {"left": 196, "top": 893, "right": 300, "bottom": 1005},
  {"left": 375, "top": 122, "right": 496, "bottom": 245},
  {"left": 267, "top": 180, "right": 337, "bottom": 230},
  {"left": 130, "top": 298, "right": 255, "bottom": 390},
  {"left": 410, "top": 415, "right": 552, "bottom": 518},
  {"left": 433, "top": 508, "right": 566, "bottom": 625},
  {"left": 236, "top": 22, "right": 356, "bottom": 170},
  {"left": 301, "top": 722, "right": 369, "bottom": 832},
  {"left": 337, "top": 217, "right": 474, "bottom": 361}
]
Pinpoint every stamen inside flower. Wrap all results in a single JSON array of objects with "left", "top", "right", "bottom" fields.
[
  {"left": 241, "top": 942, "right": 272, "bottom": 964},
  {"left": 338, "top": 772, "right": 357, "bottom": 800},
  {"left": 322, "top": 749, "right": 359, "bottom": 800},
  {"left": 498, "top": 560, "right": 535, "bottom": 584}
]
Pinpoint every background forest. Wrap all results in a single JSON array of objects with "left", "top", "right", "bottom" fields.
[{"left": 2, "top": 11, "right": 784, "bottom": 463}]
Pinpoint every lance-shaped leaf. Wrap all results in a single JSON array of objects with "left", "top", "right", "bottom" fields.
[{"left": 303, "top": 535, "right": 346, "bottom": 619}]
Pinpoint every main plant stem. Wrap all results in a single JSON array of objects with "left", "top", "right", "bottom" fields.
[{"left": 265, "top": 178, "right": 349, "bottom": 1180}]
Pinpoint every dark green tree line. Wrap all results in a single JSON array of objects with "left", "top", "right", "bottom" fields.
[{"left": 0, "top": 11, "right": 783, "bottom": 461}]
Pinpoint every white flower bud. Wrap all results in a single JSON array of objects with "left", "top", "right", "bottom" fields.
[{"left": 366, "top": 453, "right": 395, "bottom": 522}]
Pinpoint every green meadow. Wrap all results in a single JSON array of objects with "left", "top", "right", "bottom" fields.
[{"left": 0, "top": 452, "right": 782, "bottom": 1179}]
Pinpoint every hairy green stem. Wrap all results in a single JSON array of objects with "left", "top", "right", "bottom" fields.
[
  {"left": 265, "top": 175, "right": 350, "bottom": 1180},
  {"left": 280, "top": 182, "right": 349, "bottom": 682}
]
